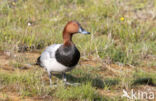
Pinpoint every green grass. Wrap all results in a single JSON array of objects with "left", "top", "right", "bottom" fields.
[
  {"left": 0, "top": 0, "right": 155, "bottom": 66},
  {"left": 0, "top": 0, "right": 156, "bottom": 101},
  {"left": 55, "top": 82, "right": 97, "bottom": 101},
  {"left": 0, "top": 68, "right": 121, "bottom": 101},
  {"left": 0, "top": 69, "right": 51, "bottom": 96}
]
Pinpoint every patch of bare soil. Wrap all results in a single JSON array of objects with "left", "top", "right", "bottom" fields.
[
  {"left": 0, "top": 92, "right": 34, "bottom": 101},
  {"left": 0, "top": 51, "right": 14, "bottom": 71},
  {"left": 80, "top": 56, "right": 102, "bottom": 67},
  {"left": 80, "top": 56, "right": 134, "bottom": 77},
  {"left": 0, "top": 51, "right": 40, "bottom": 70}
]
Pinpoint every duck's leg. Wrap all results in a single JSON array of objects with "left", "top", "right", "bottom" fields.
[
  {"left": 62, "top": 72, "right": 80, "bottom": 86},
  {"left": 62, "top": 72, "right": 67, "bottom": 83},
  {"left": 48, "top": 72, "right": 52, "bottom": 86}
]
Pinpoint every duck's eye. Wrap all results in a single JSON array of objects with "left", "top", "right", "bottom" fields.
[{"left": 73, "top": 23, "right": 77, "bottom": 27}]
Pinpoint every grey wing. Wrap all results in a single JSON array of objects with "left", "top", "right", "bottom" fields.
[{"left": 39, "top": 44, "right": 62, "bottom": 67}]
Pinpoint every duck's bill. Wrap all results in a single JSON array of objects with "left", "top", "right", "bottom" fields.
[
  {"left": 81, "top": 30, "right": 90, "bottom": 34},
  {"left": 79, "top": 27, "right": 90, "bottom": 34}
]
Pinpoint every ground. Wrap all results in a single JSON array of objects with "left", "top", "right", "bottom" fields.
[
  {"left": 0, "top": 51, "right": 155, "bottom": 101},
  {"left": 0, "top": 0, "right": 156, "bottom": 101}
]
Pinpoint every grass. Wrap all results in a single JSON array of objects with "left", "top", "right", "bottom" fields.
[
  {"left": 55, "top": 83, "right": 97, "bottom": 101},
  {"left": 0, "top": 0, "right": 155, "bottom": 66},
  {"left": 132, "top": 71, "right": 156, "bottom": 86},
  {"left": 0, "top": 0, "right": 156, "bottom": 101},
  {"left": 0, "top": 69, "right": 50, "bottom": 96}
]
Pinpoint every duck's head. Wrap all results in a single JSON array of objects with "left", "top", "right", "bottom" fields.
[
  {"left": 63, "top": 21, "right": 90, "bottom": 35},
  {"left": 63, "top": 21, "right": 90, "bottom": 45}
]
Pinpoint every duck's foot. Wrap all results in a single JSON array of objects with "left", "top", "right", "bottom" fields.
[
  {"left": 50, "top": 83, "right": 58, "bottom": 88},
  {"left": 64, "top": 82, "right": 80, "bottom": 86},
  {"left": 62, "top": 72, "right": 80, "bottom": 86}
]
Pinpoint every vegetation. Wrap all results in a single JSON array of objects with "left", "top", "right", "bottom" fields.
[{"left": 0, "top": 0, "right": 155, "bottom": 101}]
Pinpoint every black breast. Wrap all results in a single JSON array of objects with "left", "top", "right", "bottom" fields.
[{"left": 55, "top": 44, "right": 80, "bottom": 67}]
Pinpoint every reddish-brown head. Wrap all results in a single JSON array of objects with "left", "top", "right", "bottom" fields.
[{"left": 63, "top": 21, "right": 90, "bottom": 45}]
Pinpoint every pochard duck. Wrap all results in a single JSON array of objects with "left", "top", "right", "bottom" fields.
[{"left": 36, "top": 21, "right": 90, "bottom": 86}]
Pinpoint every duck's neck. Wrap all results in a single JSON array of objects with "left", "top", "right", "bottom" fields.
[{"left": 63, "top": 32, "right": 73, "bottom": 46}]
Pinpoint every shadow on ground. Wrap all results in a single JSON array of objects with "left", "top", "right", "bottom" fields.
[
  {"left": 53, "top": 73, "right": 119, "bottom": 88},
  {"left": 132, "top": 77, "right": 156, "bottom": 86}
]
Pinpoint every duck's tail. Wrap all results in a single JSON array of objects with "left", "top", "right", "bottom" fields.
[
  {"left": 27, "top": 56, "right": 43, "bottom": 68},
  {"left": 35, "top": 56, "right": 41, "bottom": 66}
]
